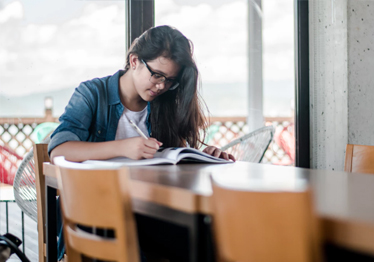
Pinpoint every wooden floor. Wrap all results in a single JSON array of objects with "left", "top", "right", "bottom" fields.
[{"left": 0, "top": 183, "right": 38, "bottom": 262}]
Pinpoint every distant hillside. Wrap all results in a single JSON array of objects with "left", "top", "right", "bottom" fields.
[
  {"left": 0, "top": 80, "right": 294, "bottom": 118},
  {"left": 0, "top": 87, "right": 75, "bottom": 117}
]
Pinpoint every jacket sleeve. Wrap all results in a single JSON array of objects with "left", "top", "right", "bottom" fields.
[{"left": 48, "top": 82, "right": 97, "bottom": 155}]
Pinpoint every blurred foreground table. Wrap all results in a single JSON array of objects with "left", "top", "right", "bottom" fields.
[{"left": 43, "top": 161, "right": 374, "bottom": 262}]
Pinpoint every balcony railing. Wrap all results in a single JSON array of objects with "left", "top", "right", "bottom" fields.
[
  {"left": 0, "top": 188, "right": 38, "bottom": 261},
  {"left": 0, "top": 111, "right": 295, "bottom": 165},
  {"left": 207, "top": 116, "right": 294, "bottom": 165}
]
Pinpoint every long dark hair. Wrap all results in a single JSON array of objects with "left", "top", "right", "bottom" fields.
[{"left": 125, "top": 25, "right": 208, "bottom": 148}]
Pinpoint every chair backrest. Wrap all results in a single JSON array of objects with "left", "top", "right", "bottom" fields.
[
  {"left": 344, "top": 144, "right": 374, "bottom": 174},
  {"left": 56, "top": 161, "right": 140, "bottom": 262},
  {"left": 221, "top": 125, "right": 275, "bottom": 163},
  {"left": 210, "top": 176, "right": 320, "bottom": 262},
  {"left": 0, "top": 145, "right": 22, "bottom": 185},
  {"left": 13, "top": 149, "right": 37, "bottom": 222},
  {"left": 14, "top": 139, "right": 52, "bottom": 223},
  {"left": 33, "top": 143, "right": 50, "bottom": 262}
]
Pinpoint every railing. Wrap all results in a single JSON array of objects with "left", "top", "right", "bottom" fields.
[
  {"left": 208, "top": 116, "right": 295, "bottom": 165},
  {"left": 0, "top": 200, "right": 25, "bottom": 252},
  {"left": 0, "top": 112, "right": 294, "bottom": 165},
  {"left": 0, "top": 200, "right": 38, "bottom": 261},
  {"left": 0, "top": 108, "right": 56, "bottom": 156}
]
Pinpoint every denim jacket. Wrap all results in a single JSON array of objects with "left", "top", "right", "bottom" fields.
[{"left": 48, "top": 70, "right": 151, "bottom": 155}]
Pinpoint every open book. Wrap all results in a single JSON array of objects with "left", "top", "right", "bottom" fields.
[{"left": 83, "top": 147, "right": 232, "bottom": 167}]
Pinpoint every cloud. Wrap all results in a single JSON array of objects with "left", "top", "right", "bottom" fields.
[
  {"left": 0, "top": 1, "right": 126, "bottom": 96},
  {"left": 262, "top": 0, "right": 295, "bottom": 81},
  {"left": 156, "top": 0, "right": 294, "bottom": 83},
  {"left": 156, "top": 1, "right": 248, "bottom": 83},
  {"left": 0, "top": 1, "right": 22, "bottom": 23}
]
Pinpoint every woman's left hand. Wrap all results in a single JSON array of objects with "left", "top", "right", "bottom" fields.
[{"left": 203, "top": 146, "right": 236, "bottom": 161}]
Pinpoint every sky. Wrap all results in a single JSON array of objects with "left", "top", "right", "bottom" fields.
[
  {"left": 158, "top": 0, "right": 294, "bottom": 84},
  {"left": 0, "top": 0, "right": 295, "bottom": 116},
  {"left": 0, "top": 0, "right": 127, "bottom": 96}
]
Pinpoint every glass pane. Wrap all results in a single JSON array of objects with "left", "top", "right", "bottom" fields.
[
  {"left": 262, "top": 0, "right": 295, "bottom": 165},
  {"left": 155, "top": 0, "right": 295, "bottom": 165},
  {"left": 263, "top": 0, "right": 295, "bottom": 117},
  {"left": 0, "top": 0, "right": 126, "bottom": 117},
  {"left": 0, "top": 0, "right": 126, "bottom": 155},
  {"left": 156, "top": 0, "right": 248, "bottom": 118}
]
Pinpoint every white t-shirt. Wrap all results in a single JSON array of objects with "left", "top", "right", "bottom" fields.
[{"left": 115, "top": 106, "right": 149, "bottom": 140}]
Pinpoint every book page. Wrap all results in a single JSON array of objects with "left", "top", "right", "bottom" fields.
[
  {"left": 83, "top": 157, "right": 175, "bottom": 167},
  {"left": 156, "top": 147, "right": 231, "bottom": 163},
  {"left": 153, "top": 147, "right": 190, "bottom": 161}
]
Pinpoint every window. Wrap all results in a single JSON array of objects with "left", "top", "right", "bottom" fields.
[
  {"left": 0, "top": 0, "right": 126, "bottom": 154},
  {"left": 155, "top": 0, "right": 295, "bottom": 165},
  {"left": 0, "top": 0, "right": 126, "bottom": 117}
]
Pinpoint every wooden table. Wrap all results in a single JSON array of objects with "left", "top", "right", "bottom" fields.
[{"left": 43, "top": 161, "right": 374, "bottom": 261}]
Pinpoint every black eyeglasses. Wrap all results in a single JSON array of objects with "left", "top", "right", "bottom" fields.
[{"left": 141, "top": 59, "right": 179, "bottom": 91}]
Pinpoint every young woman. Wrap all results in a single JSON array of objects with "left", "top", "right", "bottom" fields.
[
  {"left": 49, "top": 25, "right": 235, "bottom": 162},
  {"left": 50, "top": 25, "right": 234, "bottom": 261}
]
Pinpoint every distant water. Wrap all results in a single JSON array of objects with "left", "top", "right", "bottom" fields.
[
  {"left": 202, "top": 80, "right": 294, "bottom": 117},
  {"left": 0, "top": 81, "right": 294, "bottom": 118}
]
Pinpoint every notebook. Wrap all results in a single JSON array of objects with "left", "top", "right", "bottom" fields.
[{"left": 82, "top": 147, "right": 232, "bottom": 167}]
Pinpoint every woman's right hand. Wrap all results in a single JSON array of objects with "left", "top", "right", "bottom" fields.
[{"left": 121, "top": 137, "right": 163, "bottom": 160}]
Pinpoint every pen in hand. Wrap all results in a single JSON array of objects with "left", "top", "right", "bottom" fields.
[{"left": 129, "top": 119, "right": 148, "bottom": 140}]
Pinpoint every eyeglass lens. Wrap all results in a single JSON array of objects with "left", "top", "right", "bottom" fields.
[{"left": 150, "top": 75, "right": 179, "bottom": 90}]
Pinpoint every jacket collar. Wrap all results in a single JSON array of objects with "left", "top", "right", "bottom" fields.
[{"left": 108, "top": 70, "right": 125, "bottom": 106}]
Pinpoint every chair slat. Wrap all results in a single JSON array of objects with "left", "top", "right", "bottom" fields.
[{"left": 345, "top": 144, "right": 374, "bottom": 174}]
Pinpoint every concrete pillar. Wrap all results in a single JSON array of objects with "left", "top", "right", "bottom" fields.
[
  {"left": 309, "top": 0, "right": 348, "bottom": 170},
  {"left": 347, "top": 0, "right": 374, "bottom": 146}
]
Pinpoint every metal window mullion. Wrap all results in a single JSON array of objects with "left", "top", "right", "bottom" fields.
[
  {"left": 294, "top": 0, "right": 310, "bottom": 168},
  {"left": 126, "top": 0, "right": 155, "bottom": 51}
]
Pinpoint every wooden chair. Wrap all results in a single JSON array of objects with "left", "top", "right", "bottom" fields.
[
  {"left": 344, "top": 144, "right": 374, "bottom": 174},
  {"left": 210, "top": 175, "right": 321, "bottom": 262},
  {"left": 33, "top": 143, "right": 50, "bottom": 262},
  {"left": 55, "top": 158, "right": 140, "bottom": 262}
]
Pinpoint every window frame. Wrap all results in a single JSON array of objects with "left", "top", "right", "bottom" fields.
[
  {"left": 294, "top": 0, "right": 310, "bottom": 168},
  {"left": 126, "top": 0, "right": 155, "bottom": 50}
]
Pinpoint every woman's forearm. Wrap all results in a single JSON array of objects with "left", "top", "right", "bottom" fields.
[
  {"left": 50, "top": 137, "right": 161, "bottom": 163},
  {"left": 50, "top": 140, "right": 125, "bottom": 163}
]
